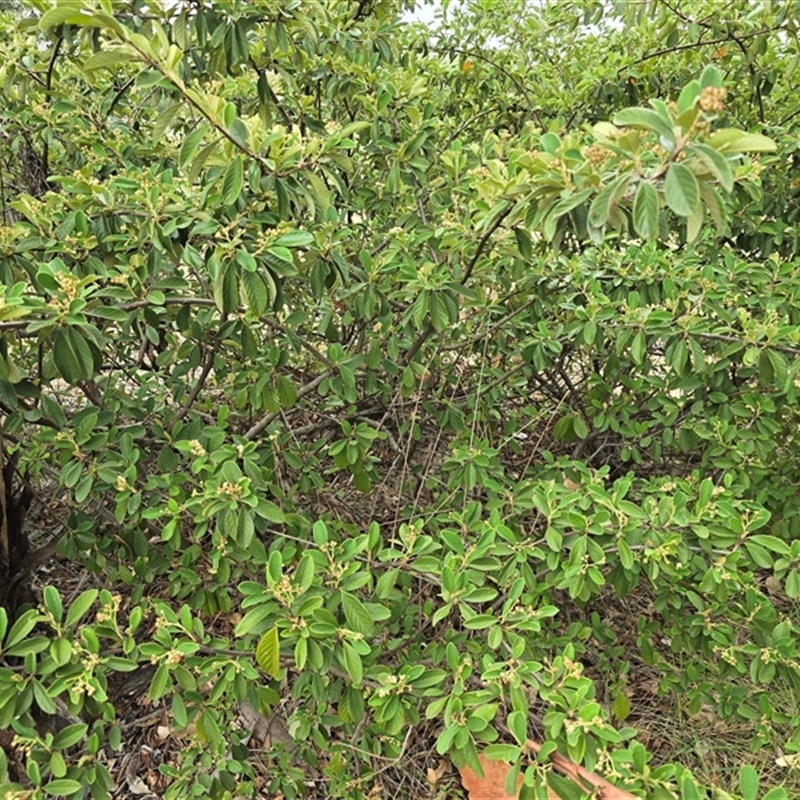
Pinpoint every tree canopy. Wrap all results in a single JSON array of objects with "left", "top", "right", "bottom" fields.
[{"left": 0, "top": 0, "right": 799, "bottom": 798}]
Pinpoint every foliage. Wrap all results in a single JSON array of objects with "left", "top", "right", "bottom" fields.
[{"left": 0, "top": 0, "right": 799, "bottom": 798}]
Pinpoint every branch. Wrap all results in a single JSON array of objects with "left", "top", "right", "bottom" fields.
[
  {"left": 630, "top": 27, "right": 781, "bottom": 67},
  {"left": 171, "top": 331, "right": 219, "bottom": 424},
  {"left": 402, "top": 202, "right": 515, "bottom": 367},
  {"left": 244, "top": 370, "right": 332, "bottom": 440}
]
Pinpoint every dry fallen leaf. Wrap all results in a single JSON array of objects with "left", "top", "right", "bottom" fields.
[
  {"left": 155, "top": 724, "right": 171, "bottom": 740},
  {"left": 426, "top": 759, "right": 448, "bottom": 787},
  {"left": 459, "top": 753, "right": 523, "bottom": 800}
]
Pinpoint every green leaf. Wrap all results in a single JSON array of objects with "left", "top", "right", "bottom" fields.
[
  {"left": 240, "top": 270, "right": 269, "bottom": 315},
  {"left": 304, "top": 170, "right": 331, "bottom": 212},
  {"left": 40, "top": 7, "right": 123, "bottom": 33},
  {"left": 698, "top": 181, "right": 726, "bottom": 231},
  {"left": 43, "top": 779, "right": 84, "bottom": 796},
  {"left": 706, "top": 129, "right": 777, "bottom": 153},
  {"left": 507, "top": 709, "right": 527, "bottom": 745},
  {"left": 273, "top": 230, "right": 315, "bottom": 248},
  {"left": 43, "top": 586, "right": 63, "bottom": 622},
  {"left": 514, "top": 228, "right": 532, "bottom": 259},
  {"left": 785, "top": 569, "right": 800, "bottom": 599},
  {"left": 294, "top": 553, "right": 315, "bottom": 594},
  {"left": 52, "top": 723, "right": 88, "bottom": 750},
  {"left": 228, "top": 117, "right": 250, "bottom": 149},
  {"left": 52, "top": 327, "right": 94, "bottom": 384},
  {"left": 340, "top": 591, "right": 374, "bottom": 637},
  {"left": 255, "top": 627, "right": 281, "bottom": 677},
  {"left": 688, "top": 143, "right": 734, "bottom": 192},
  {"left": 83, "top": 48, "right": 133, "bottom": 72},
  {"left": 677, "top": 80, "right": 701, "bottom": 115},
  {"left": 699, "top": 65, "right": 723, "bottom": 88},
  {"left": 179, "top": 123, "right": 208, "bottom": 170},
  {"left": 547, "top": 188, "right": 594, "bottom": 222},
  {"left": 483, "top": 744, "right": 523, "bottom": 762},
  {"left": 429, "top": 292, "right": 449, "bottom": 331},
  {"left": 0, "top": 379, "right": 17, "bottom": 410},
  {"left": 739, "top": 765, "right": 758, "bottom": 800},
  {"left": 341, "top": 641, "right": 363, "bottom": 686},
  {"left": 588, "top": 173, "right": 633, "bottom": 229},
  {"left": 65, "top": 589, "right": 98, "bottom": 627},
  {"left": 213, "top": 261, "right": 240, "bottom": 313},
  {"left": 664, "top": 163, "right": 700, "bottom": 217},
  {"left": 147, "top": 663, "right": 171, "bottom": 701},
  {"left": 222, "top": 156, "right": 244, "bottom": 206},
  {"left": 152, "top": 102, "right": 181, "bottom": 143},
  {"left": 3, "top": 609, "right": 41, "bottom": 649},
  {"left": 276, "top": 375, "right": 296, "bottom": 407},
  {"left": 762, "top": 788, "right": 790, "bottom": 800},
  {"left": 612, "top": 107, "right": 675, "bottom": 144},
  {"left": 686, "top": 201, "right": 703, "bottom": 243},
  {"left": 632, "top": 181, "right": 659, "bottom": 238},
  {"left": 612, "top": 690, "right": 631, "bottom": 720}
]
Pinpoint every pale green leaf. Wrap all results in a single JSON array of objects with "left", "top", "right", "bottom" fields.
[
  {"left": 664, "top": 163, "right": 700, "bottom": 217},
  {"left": 689, "top": 143, "right": 734, "bottom": 192},
  {"left": 686, "top": 201, "right": 704, "bottom": 242},
  {"left": 255, "top": 627, "right": 281, "bottom": 677},
  {"left": 632, "top": 181, "right": 659, "bottom": 238},
  {"left": 613, "top": 107, "right": 675, "bottom": 143},
  {"left": 152, "top": 102, "right": 181, "bottom": 143},
  {"left": 588, "top": 173, "right": 632, "bottom": 229},
  {"left": 83, "top": 48, "right": 134, "bottom": 72},
  {"left": 677, "top": 80, "right": 701, "bottom": 115},
  {"left": 706, "top": 129, "right": 777, "bottom": 153}
]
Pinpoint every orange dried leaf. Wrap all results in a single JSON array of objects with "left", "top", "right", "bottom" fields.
[
  {"left": 427, "top": 760, "right": 448, "bottom": 787},
  {"left": 459, "top": 754, "right": 522, "bottom": 800}
]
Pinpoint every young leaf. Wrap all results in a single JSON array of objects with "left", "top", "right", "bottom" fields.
[
  {"left": 706, "top": 129, "right": 777, "bottom": 153},
  {"left": 255, "top": 627, "right": 281, "bottom": 678}
]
